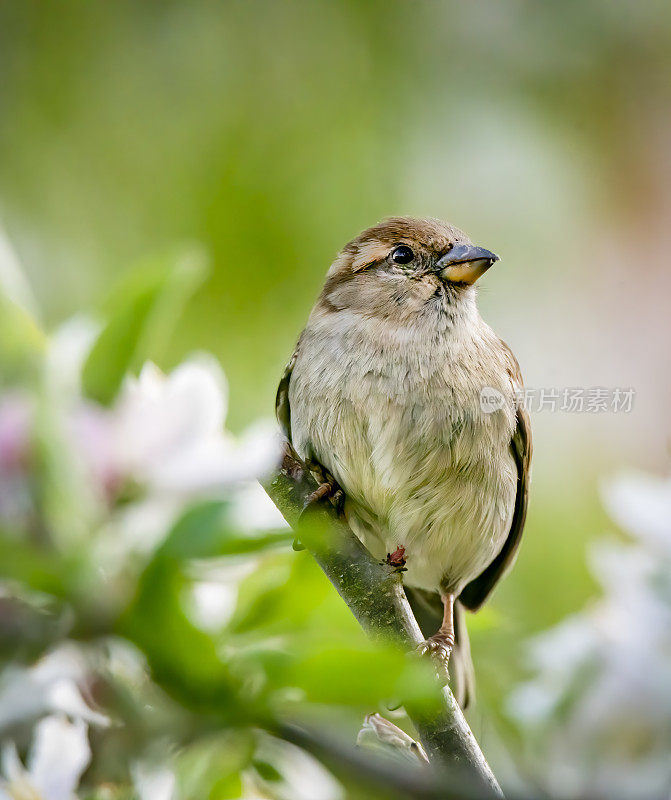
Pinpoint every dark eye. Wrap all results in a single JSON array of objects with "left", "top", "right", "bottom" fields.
[{"left": 391, "top": 245, "right": 414, "bottom": 264}]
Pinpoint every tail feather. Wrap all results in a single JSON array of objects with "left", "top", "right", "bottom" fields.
[{"left": 451, "top": 599, "right": 475, "bottom": 709}]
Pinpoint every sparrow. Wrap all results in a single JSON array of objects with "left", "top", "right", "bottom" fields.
[{"left": 276, "top": 217, "right": 531, "bottom": 706}]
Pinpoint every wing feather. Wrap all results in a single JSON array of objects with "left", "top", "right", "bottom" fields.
[
  {"left": 459, "top": 341, "right": 532, "bottom": 611},
  {"left": 275, "top": 339, "right": 300, "bottom": 443}
]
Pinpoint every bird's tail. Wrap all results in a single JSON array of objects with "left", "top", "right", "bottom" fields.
[
  {"left": 450, "top": 599, "right": 475, "bottom": 709},
  {"left": 405, "top": 588, "right": 476, "bottom": 709}
]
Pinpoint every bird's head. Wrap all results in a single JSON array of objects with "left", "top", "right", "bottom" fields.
[{"left": 320, "top": 217, "right": 498, "bottom": 322}]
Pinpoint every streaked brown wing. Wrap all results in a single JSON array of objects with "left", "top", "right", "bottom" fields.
[{"left": 458, "top": 341, "right": 532, "bottom": 611}]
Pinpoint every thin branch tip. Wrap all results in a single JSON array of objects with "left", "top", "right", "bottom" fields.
[{"left": 263, "top": 439, "right": 503, "bottom": 798}]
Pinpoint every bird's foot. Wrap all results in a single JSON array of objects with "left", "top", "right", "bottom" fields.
[
  {"left": 293, "top": 473, "right": 344, "bottom": 550},
  {"left": 304, "top": 480, "right": 335, "bottom": 508},
  {"left": 417, "top": 634, "right": 453, "bottom": 663},
  {"left": 416, "top": 633, "right": 454, "bottom": 684},
  {"left": 300, "top": 477, "right": 344, "bottom": 516}
]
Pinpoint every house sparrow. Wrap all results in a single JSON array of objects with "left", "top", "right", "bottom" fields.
[{"left": 276, "top": 217, "right": 531, "bottom": 706}]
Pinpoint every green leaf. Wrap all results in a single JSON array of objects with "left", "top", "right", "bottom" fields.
[
  {"left": 118, "top": 501, "right": 291, "bottom": 712},
  {"left": 119, "top": 553, "right": 237, "bottom": 713},
  {"left": 0, "top": 294, "right": 45, "bottom": 385},
  {"left": 0, "top": 531, "right": 68, "bottom": 598},
  {"left": 176, "top": 731, "right": 253, "bottom": 800},
  {"left": 279, "top": 643, "right": 438, "bottom": 709},
  {"left": 82, "top": 245, "right": 208, "bottom": 405},
  {"left": 251, "top": 759, "right": 283, "bottom": 783},
  {"left": 160, "top": 500, "right": 293, "bottom": 561},
  {"left": 228, "top": 548, "right": 353, "bottom": 638}
]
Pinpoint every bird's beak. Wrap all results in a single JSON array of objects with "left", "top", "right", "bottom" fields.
[{"left": 435, "top": 243, "right": 499, "bottom": 285}]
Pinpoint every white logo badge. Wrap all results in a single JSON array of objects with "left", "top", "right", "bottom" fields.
[{"left": 480, "top": 386, "right": 505, "bottom": 414}]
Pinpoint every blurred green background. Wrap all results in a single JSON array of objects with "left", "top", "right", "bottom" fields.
[{"left": 1, "top": 0, "right": 670, "bottom": 743}]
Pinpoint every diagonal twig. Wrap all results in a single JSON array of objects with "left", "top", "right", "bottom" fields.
[{"left": 262, "top": 442, "right": 503, "bottom": 798}]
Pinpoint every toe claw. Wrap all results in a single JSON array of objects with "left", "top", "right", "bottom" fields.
[
  {"left": 298, "top": 477, "right": 344, "bottom": 522},
  {"left": 416, "top": 636, "right": 453, "bottom": 665},
  {"left": 332, "top": 489, "right": 345, "bottom": 516},
  {"left": 415, "top": 638, "right": 452, "bottom": 685},
  {"left": 302, "top": 482, "right": 333, "bottom": 511},
  {"left": 295, "top": 477, "right": 344, "bottom": 548}
]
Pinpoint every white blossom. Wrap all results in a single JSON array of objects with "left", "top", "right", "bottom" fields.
[
  {"left": 243, "top": 734, "right": 342, "bottom": 800},
  {"left": 132, "top": 764, "right": 176, "bottom": 800},
  {"left": 90, "top": 358, "right": 282, "bottom": 558},
  {"left": 602, "top": 469, "right": 671, "bottom": 556},
  {"left": 113, "top": 358, "right": 280, "bottom": 494},
  {"left": 188, "top": 568, "right": 251, "bottom": 632},
  {"left": 0, "top": 716, "right": 90, "bottom": 800},
  {"left": 45, "top": 317, "right": 100, "bottom": 400},
  {"left": 228, "top": 482, "right": 288, "bottom": 533},
  {"left": 2, "top": 318, "right": 283, "bottom": 545},
  {"left": 0, "top": 647, "right": 109, "bottom": 732},
  {"left": 509, "top": 469, "right": 671, "bottom": 800}
]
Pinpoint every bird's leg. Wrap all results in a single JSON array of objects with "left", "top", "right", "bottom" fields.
[
  {"left": 293, "top": 461, "right": 344, "bottom": 550},
  {"left": 417, "top": 593, "right": 455, "bottom": 669}
]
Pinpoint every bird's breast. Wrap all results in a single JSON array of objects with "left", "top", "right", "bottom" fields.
[{"left": 288, "top": 309, "right": 518, "bottom": 593}]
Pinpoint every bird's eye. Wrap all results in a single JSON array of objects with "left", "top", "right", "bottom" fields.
[{"left": 391, "top": 245, "right": 414, "bottom": 264}]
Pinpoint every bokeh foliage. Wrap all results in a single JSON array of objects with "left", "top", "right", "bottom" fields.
[
  {"left": 0, "top": 256, "right": 443, "bottom": 798},
  {"left": 1, "top": 0, "right": 670, "bottom": 790}
]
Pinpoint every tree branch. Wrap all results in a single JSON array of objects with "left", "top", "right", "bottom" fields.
[
  {"left": 278, "top": 721, "right": 493, "bottom": 800},
  {"left": 262, "top": 442, "right": 503, "bottom": 798}
]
